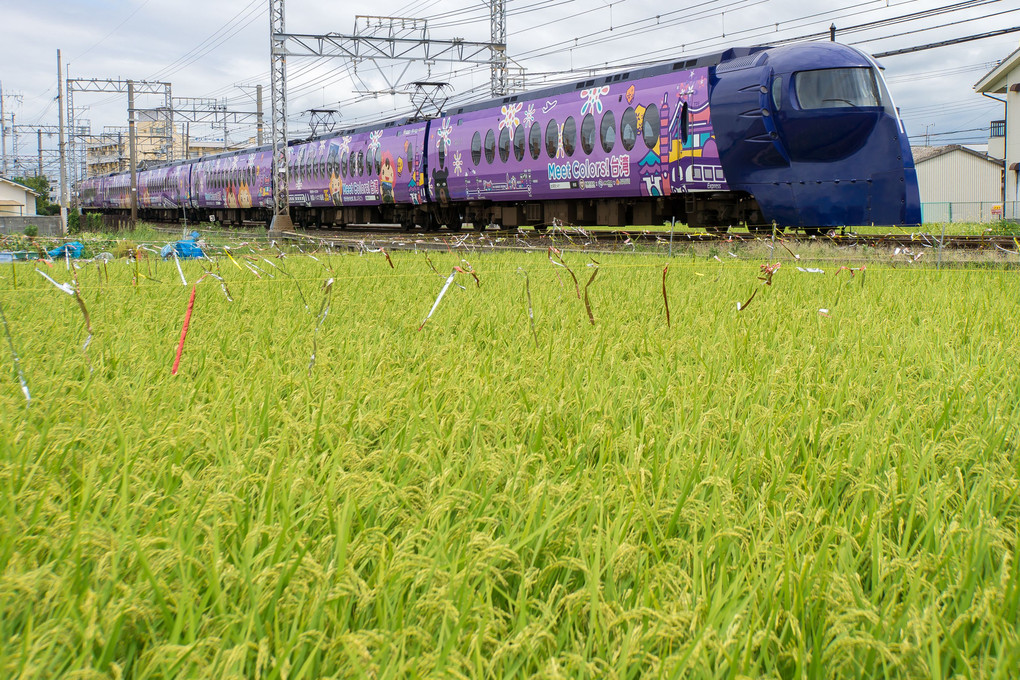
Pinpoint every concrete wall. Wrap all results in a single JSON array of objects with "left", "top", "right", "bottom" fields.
[
  {"left": 0, "top": 215, "right": 63, "bottom": 236},
  {"left": 989, "top": 134, "right": 1005, "bottom": 162}
]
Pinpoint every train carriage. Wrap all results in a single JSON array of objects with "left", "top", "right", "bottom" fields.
[
  {"left": 425, "top": 63, "right": 735, "bottom": 229},
  {"left": 80, "top": 41, "right": 921, "bottom": 233}
]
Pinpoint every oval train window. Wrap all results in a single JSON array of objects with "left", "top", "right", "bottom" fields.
[
  {"left": 529, "top": 124, "right": 542, "bottom": 160},
  {"left": 484, "top": 129, "right": 496, "bottom": 164},
  {"left": 471, "top": 131, "right": 482, "bottom": 166},
  {"left": 498, "top": 127, "right": 511, "bottom": 162},
  {"left": 643, "top": 104, "right": 659, "bottom": 149},
  {"left": 562, "top": 116, "right": 576, "bottom": 157},
  {"left": 580, "top": 114, "right": 596, "bottom": 154},
  {"left": 620, "top": 107, "right": 637, "bottom": 151},
  {"left": 600, "top": 111, "right": 616, "bottom": 153},
  {"left": 545, "top": 119, "right": 558, "bottom": 158}
]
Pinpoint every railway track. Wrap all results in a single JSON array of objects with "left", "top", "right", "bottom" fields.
[
  {"left": 147, "top": 223, "right": 1020, "bottom": 253},
  {"left": 289, "top": 227, "right": 1020, "bottom": 253}
]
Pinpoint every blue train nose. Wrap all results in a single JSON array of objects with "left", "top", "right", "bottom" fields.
[{"left": 710, "top": 43, "right": 921, "bottom": 228}]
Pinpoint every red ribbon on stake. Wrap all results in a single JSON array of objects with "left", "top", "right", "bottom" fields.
[{"left": 171, "top": 285, "right": 197, "bottom": 375}]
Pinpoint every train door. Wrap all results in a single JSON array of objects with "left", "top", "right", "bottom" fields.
[
  {"left": 421, "top": 119, "right": 433, "bottom": 204},
  {"left": 657, "top": 93, "right": 672, "bottom": 196}
]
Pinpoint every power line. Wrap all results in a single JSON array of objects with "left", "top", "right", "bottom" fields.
[
  {"left": 75, "top": 0, "right": 156, "bottom": 60},
  {"left": 873, "top": 25, "right": 1020, "bottom": 57},
  {"left": 145, "top": 0, "right": 266, "bottom": 81},
  {"left": 885, "top": 60, "right": 998, "bottom": 83}
]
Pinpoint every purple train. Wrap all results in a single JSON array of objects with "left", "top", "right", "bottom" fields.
[{"left": 80, "top": 42, "right": 920, "bottom": 232}]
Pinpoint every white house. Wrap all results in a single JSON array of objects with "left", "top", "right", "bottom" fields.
[
  {"left": 0, "top": 177, "right": 39, "bottom": 216},
  {"left": 910, "top": 145, "right": 1004, "bottom": 222},
  {"left": 976, "top": 46, "right": 1020, "bottom": 214}
]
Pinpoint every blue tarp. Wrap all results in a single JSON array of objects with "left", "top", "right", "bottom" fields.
[
  {"left": 48, "top": 242, "right": 85, "bottom": 258},
  {"left": 160, "top": 232, "right": 205, "bottom": 259}
]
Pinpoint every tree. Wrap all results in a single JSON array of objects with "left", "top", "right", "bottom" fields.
[{"left": 12, "top": 175, "right": 59, "bottom": 216}]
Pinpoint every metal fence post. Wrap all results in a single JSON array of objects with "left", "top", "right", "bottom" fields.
[{"left": 937, "top": 221, "right": 946, "bottom": 270}]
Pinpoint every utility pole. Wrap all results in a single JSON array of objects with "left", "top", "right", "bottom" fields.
[
  {"left": 222, "top": 102, "right": 229, "bottom": 149},
  {"left": 57, "top": 50, "right": 68, "bottom": 234},
  {"left": 128, "top": 80, "right": 138, "bottom": 226},
  {"left": 256, "top": 84, "right": 264, "bottom": 146},
  {"left": 37, "top": 129, "right": 43, "bottom": 177},
  {"left": 269, "top": 0, "right": 293, "bottom": 235},
  {"left": 1, "top": 81, "right": 6, "bottom": 177},
  {"left": 8, "top": 114, "right": 16, "bottom": 175},
  {"left": 0, "top": 83, "right": 21, "bottom": 176}
]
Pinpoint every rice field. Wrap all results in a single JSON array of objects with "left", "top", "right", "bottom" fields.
[{"left": 0, "top": 240, "right": 1018, "bottom": 678}]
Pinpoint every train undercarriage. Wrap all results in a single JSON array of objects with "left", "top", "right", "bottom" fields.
[{"left": 109, "top": 191, "right": 780, "bottom": 233}]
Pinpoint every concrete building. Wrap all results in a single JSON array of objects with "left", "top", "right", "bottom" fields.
[
  {"left": 976, "top": 47, "right": 1020, "bottom": 213},
  {"left": 86, "top": 121, "right": 178, "bottom": 177},
  {"left": 0, "top": 176, "right": 39, "bottom": 216},
  {"left": 911, "top": 145, "right": 1004, "bottom": 222},
  {"left": 85, "top": 122, "right": 256, "bottom": 178}
]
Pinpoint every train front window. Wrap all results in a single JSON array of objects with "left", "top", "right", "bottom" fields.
[{"left": 794, "top": 67, "right": 881, "bottom": 109}]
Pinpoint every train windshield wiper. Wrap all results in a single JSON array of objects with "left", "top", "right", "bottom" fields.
[{"left": 822, "top": 98, "right": 859, "bottom": 108}]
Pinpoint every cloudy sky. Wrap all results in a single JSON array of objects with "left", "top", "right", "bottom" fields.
[{"left": 1, "top": 0, "right": 1016, "bottom": 177}]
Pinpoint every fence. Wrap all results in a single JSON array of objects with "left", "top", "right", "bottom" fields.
[
  {"left": 920, "top": 201, "right": 1018, "bottom": 224},
  {"left": 0, "top": 215, "right": 64, "bottom": 236}
]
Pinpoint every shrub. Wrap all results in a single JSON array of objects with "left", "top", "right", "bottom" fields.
[
  {"left": 112, "top": 240, "right": 138, "bottom": 259},
  {"left": 23, "top": 224, "right": 38, "bottom": 237}
]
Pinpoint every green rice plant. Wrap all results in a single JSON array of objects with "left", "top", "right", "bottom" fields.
[{"left": 0, "top": 247, "right": 1017, "bottom": 678}]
